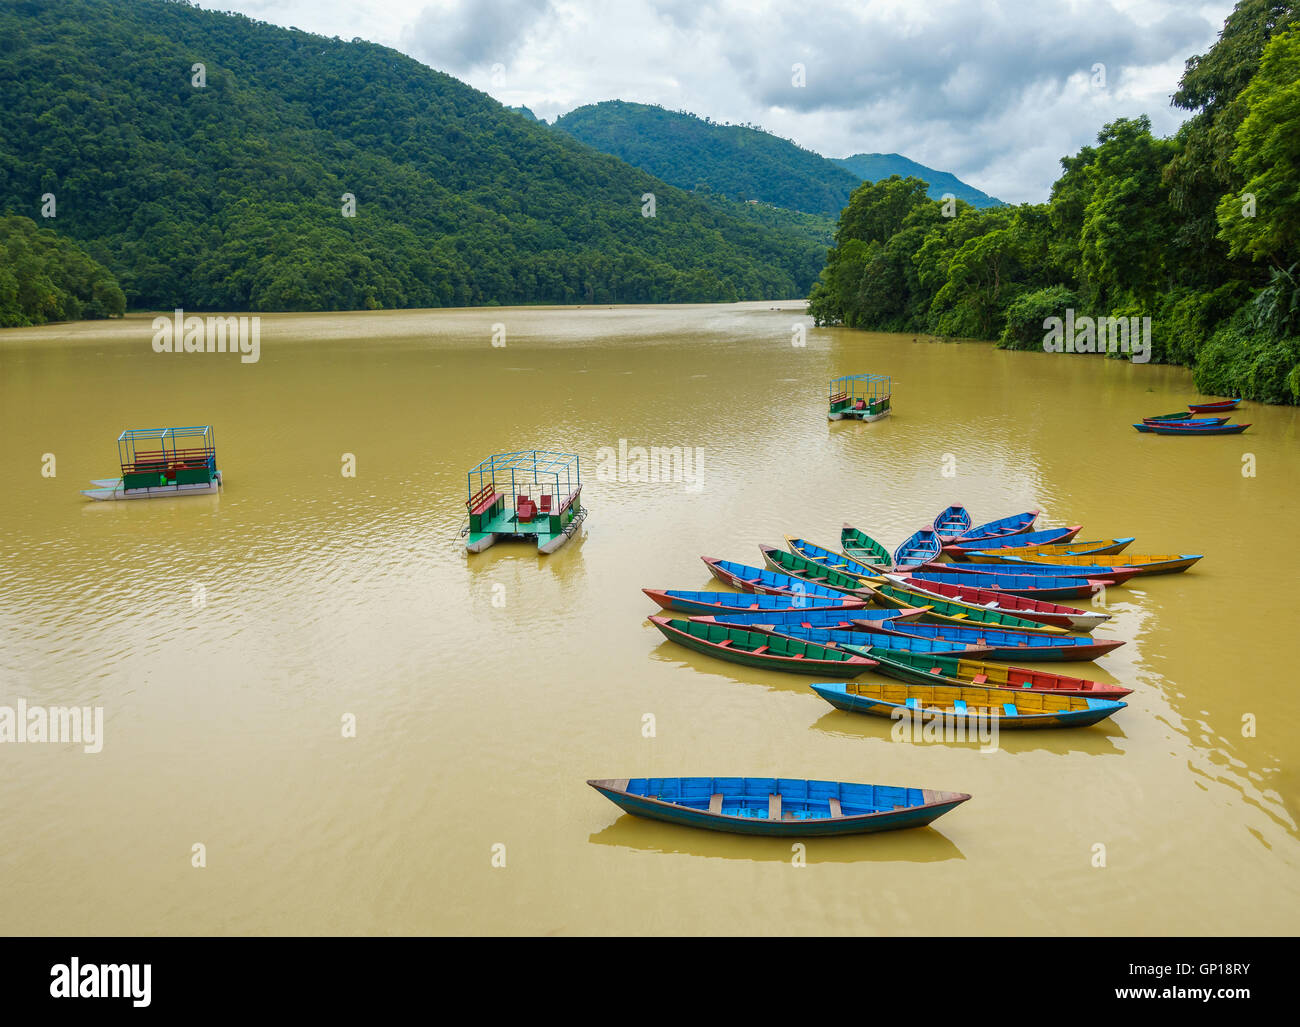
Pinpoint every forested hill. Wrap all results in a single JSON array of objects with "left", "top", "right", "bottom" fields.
[
  {"left": 0, "top": 0, "right": 824, "bottom": 312},
  {"left": 808, "top": 0, "right": 1300, "bottom": 405},
  {"left": 554, "top": 102, "right": 862, "bottom": 216},
  {"left": 834, "top": 154, "right": 1003, "bottom": 208}
]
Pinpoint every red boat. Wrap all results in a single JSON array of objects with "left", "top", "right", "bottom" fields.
[
  {"left": 891, "top": 574, "right": 1109, "bottom": 632},
  {"left": 1187, "top": 399, "right": 1241, "bottom": 413}
]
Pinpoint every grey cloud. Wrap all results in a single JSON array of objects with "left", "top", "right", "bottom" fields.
[{"left": 402, "top": 0, "right": 554, "bottom": 70}]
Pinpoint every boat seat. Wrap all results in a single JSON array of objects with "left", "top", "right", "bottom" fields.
[
  {"left": 516, "top": 496, "right": 536, "bottom": 522},
  {"left": 972, "top": 673, "right": 988, "bottom": 684},
  {"left": 853, "top": 400, "right": 865, "bottom": 410},
  {"left": 715, "top": 639, "right": 732, "bottom": 648},
  {"left": 953, "top": 700, "right": 968, "bottom": 714},
  {"left": 539, "top": 494, "right": 553, "bottom": 515},
  {"left": 828, "top": 797, "right": 843, "bottom": 819},
  {"left": 1003, "top": 703, "right": 1018, "bottom": 716},
  {"left": 709, "top": 793, "right": 723, "bottom": 814},
  {"left": 752, "top": 645, "right": 769, "bottom": 654},
  {"left": 905, "top": 697, "right": 919, "bottom": 710},
  {"left": 768, "top": 794, "right": 781, "bottom": 821}
]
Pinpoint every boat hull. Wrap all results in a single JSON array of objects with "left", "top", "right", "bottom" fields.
[
  {"left": 588, "top": 778, "right": 969, "bottom": 837},
  {"left": 864, "top": 620, "right": 1123, "bottom": 661},
  {"left": 82, "top": 471, "right": 222, "bottom": 501},
  {"left": 864, "top": 649, "right": 1132, "bottom": 699}
]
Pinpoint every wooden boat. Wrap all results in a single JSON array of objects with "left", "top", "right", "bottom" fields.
[
  {"left": 840, "top": 525, "right": 893, "bottom": 571},
  {"left": 859, "top": 647, "right": 1132, "bottom": 699},
  {"left": 696, "top": 607, "right": 925, "bottom": 630},
  {"left": 648, "top": 616, "right": 878, "bottom": 675},
  {"left": 931, "top": 505, "right": 972, "bottom": 542},
  {"left": 760, "top": 623, "right": 991, "bottom": 658},
  {"left": 1187, "top": 399, "right": 1241, "bottom": 412},
  {"left": 758, "top": 545, "right": 872, "bottom": 595},
  {"left": 464, "top": 451, "right": 585, "bottom": 554},
  {"left": 864, "top": 578, "right": 1073, "bottom": 633},
  {"left": 908, "top": 569, "right": 1115, "bottom": 601},
  {"left": 1134, "top": 422, "right": 1250, "bottom": 435},
  {"left": 786, "top": 537, "right": 882, "bottom": 580},
  {"left": 933, "top": 561, "right": 1143, "bottom": 585},
  {"left": 862, "top": 619, "right": 1123, "bottom": 661},
  {"left": 892, "top": 528, "right": 942, "bottom": 571},
  {"left": 82, "top": 426, "right": 222, "bottom": 501},
  {"left": 965, "top": 552, "right": 1203, "bottom": 576},
  {"left": 949, "top": 537, "right": 1134, "bottom": 561},
  {"left": 701, "top": 558, "right": 863, "bottom": 601},
  {"left": 1142, "top": 415, "right": 1229, "bottom": 427},
  {"left": 943, "top": 526, "right": 1081, "bottom": 556},
  {"left": 811, "top": 681, "right": 1126, "bottom": 729},
  {"left": 886, "top": 574, "right": 1109, "bottom": 631},
  {"left": 957, "top": 510, "right": 1039, "bottom": 543},
  {"left": 642, "top": 589, "right": 868, "bottom": 616},
  {"left": 587, "top": 777, "right": 970, "bottom": 837},
  {"left": 1144, "top": 411, "right": 1195, "bottom": 421}
]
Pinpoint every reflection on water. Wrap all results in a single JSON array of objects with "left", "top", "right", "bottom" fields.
[
  {"left": 1, "top": 302, "right": 1298, "bottom": 935},
  {"left": 588, "top": 816, "right": 966, "bottom": 864}
]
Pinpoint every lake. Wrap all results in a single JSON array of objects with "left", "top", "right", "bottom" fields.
[{"left": 1, "top": 301, "right": 1297, "bottom": 934}]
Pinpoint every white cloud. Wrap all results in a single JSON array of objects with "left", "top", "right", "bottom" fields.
[{"left": 199, "top": 0, "right": 1238, "bottom": 204}]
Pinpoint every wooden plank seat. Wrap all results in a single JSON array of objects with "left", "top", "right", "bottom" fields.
[
  {"left": 768, "top": 794, "right": 782, "bottom": 821},
  {"left": 709, "top": 793, "right": 723, "bottom": 814},
  {"left": 828, "top": 797, "right": 843, "bottom": 818}
]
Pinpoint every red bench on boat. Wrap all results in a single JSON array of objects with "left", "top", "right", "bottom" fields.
[
  {"left": 516, "top": 496, "right": 537, "bottom": 522},
  {"left": 466, "top": 483, "right": 499, "bottom": 516}
]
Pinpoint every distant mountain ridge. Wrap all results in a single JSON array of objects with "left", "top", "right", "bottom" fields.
[
  {"left": 553, "top": 101, "right": 1003, "bottom": 216},
  {"left": 835, "top": 153, "right": 1003, "bottom": 208}
]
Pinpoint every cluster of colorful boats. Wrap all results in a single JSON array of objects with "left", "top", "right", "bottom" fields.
[
  {"left": 1133, "top": 398, "right": 1249, "bottom": 435},
  {"left": 590, "top": 505, "right": 1204, "bottom": 837}
]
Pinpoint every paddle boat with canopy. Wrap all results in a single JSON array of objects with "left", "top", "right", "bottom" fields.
[
  {"left": 81, "top": 426, "right": 221, "bottom": 501},
  {"left": 828, "top": 374, "right": 891, "bottom": 421},
  {"left": 463, "top": 450, "right": 586, "bottom": 555}
]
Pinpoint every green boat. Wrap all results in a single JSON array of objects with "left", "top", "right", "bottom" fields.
[
  {"left": 840, "top": 525, "right": 894, "bottom": 571},
  {"left": 758, "top": 545, "right": 872, "bottom": 595},
  {"left": 866, "top": 578, "right": 1070, "bottom": 634},
  {"left": 648, "top": 617, "right": 877, "bottom": 676}
]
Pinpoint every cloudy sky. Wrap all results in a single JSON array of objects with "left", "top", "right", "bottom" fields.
[{"left": 208, "top": 0, "right": 1237, "bottom": 204}]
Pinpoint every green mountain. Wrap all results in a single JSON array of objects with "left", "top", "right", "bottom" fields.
[
  {"left": 552, "top": 101, "right": 1003, "bottom": 216},
  {"left": 554, "top": 101, "right": 861, "bottom": 217},
  {"left": 0, "top": 0, "right": 823, "bottom": 312},
  {"left": 835, "top": 154, "right": 1003, "bottom": 208}
]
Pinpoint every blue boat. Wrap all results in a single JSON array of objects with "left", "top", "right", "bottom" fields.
[
  {"left": 958, "top": 510, "right": 1040, "bottom": 542},
  {"left": 931, "top": 561, "right": 1141, "bottom": 583},
  {"left": 762, "top": 622, "right": 989, "bottom": 656},
  {"left": 1134, "top": 422, "right": 1250, "bottom": 435},
  {"left": 810, "top": 682, "right": 1126, "bottom": 729},
  {"left": 642, "top": 589, "right": 868, "bottom": 616},
  {"left": 866, "top": 620, "right": 1124, "bottom": 661},
  {"left": 702, "top": 557, "right": 865, "bottom": 600},
  {"left": 697, "top": 607, "right": 924, "bottom": 630},
  {"left": 907, "top": 570, "right": 1110, "bottom": 601},
  {"left": 931, "top": 505, "right": 972, "bottom": 541},
  {"left": 893, "top": 528, "right": 942, "bottom": 571},
  {"left": 944, "top": 526, "right": 1083, "bottom": 554},
  {"left": 588, "top": 777, "right": 970, "bottom": 836}
]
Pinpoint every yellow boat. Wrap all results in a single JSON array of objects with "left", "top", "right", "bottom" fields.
[
  {"left": 811, "top": 679, "right": 1126, "bottom": 728},
  {"left": 962, "top": 552, "right": 1203, "bottom": 575}
]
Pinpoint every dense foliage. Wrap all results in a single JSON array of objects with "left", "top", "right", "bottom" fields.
[
  {"left": 0, "top": 214, "right": 125, "bottom": 326},
  {"left": 834, "top": 154, "right": 1003, "bottom": 209},
  {"left": 555, "top": 102, "right": 862, "bottom": 216},
  {"left": 0, "top": 0, "right": 824, "bottom": 313},
  {"left": 809, "top": 0, "right": 1300, "bottom": 404}
]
